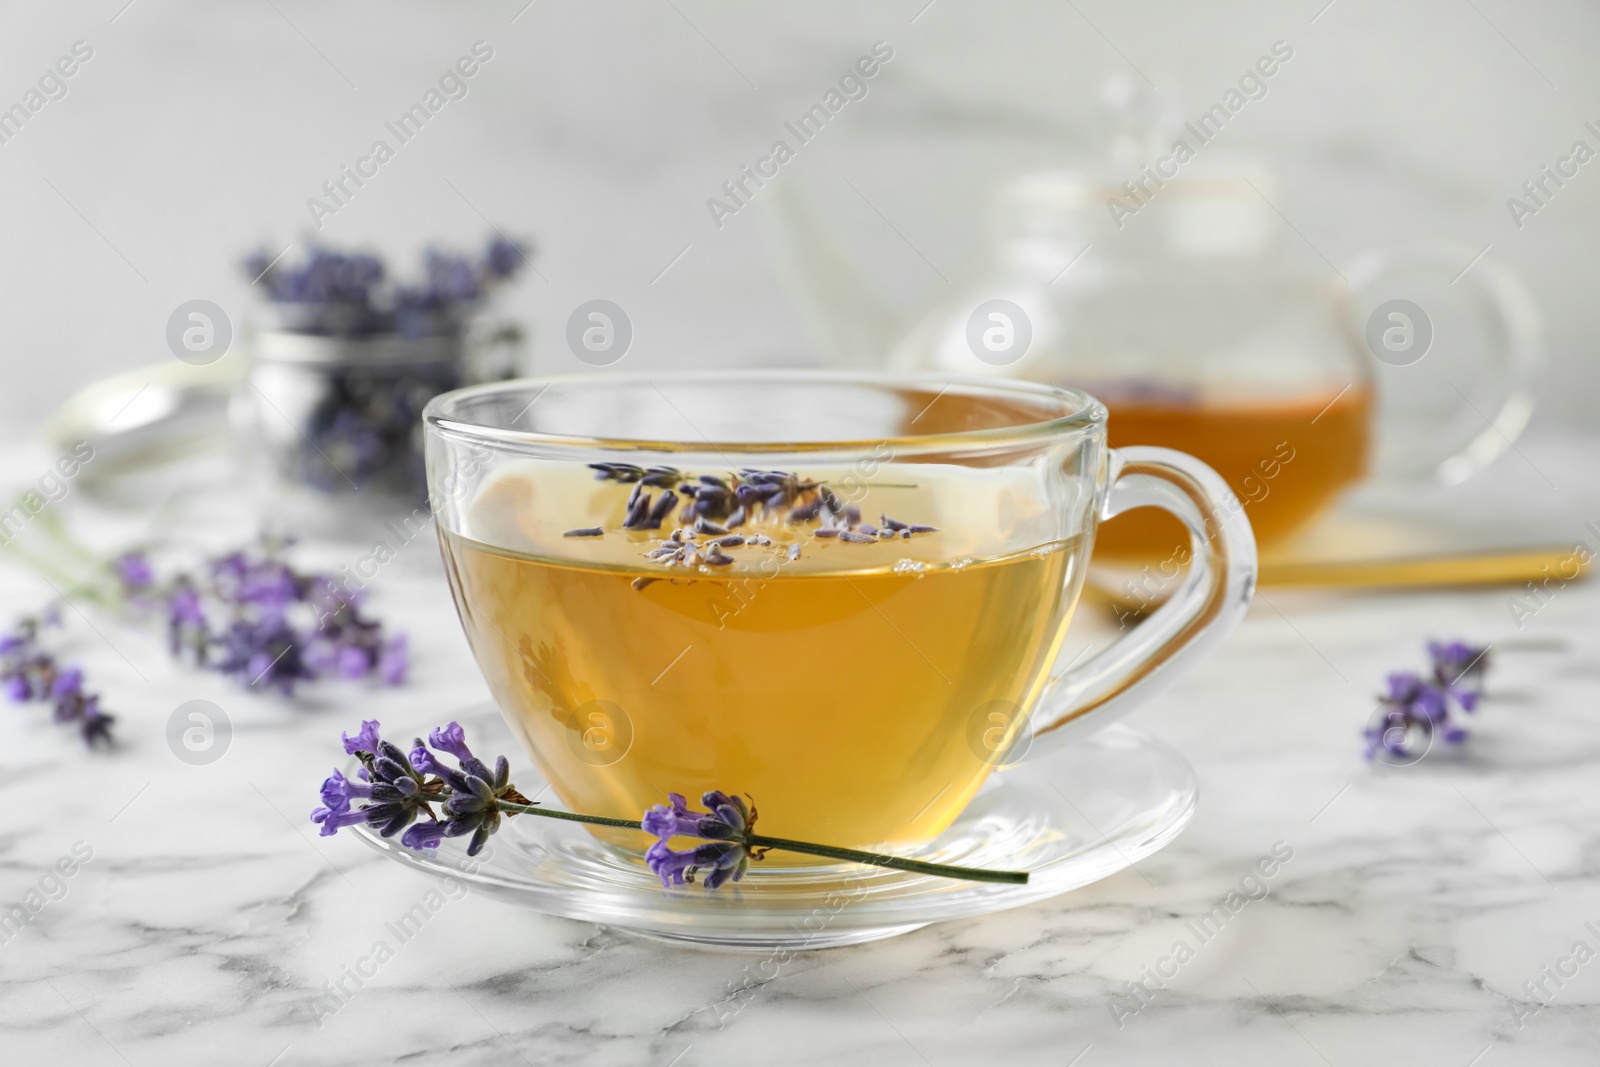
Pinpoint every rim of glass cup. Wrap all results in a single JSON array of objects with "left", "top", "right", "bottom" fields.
[{"left": 422, "top": 369, "right": 1106, "bottom": 457}]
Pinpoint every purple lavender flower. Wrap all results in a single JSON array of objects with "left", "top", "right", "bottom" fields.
[
  {"left": 1429, "top": 640, "right": 1490, "bottom": 711},
  {"left": 377, "top": 634, "right": 409, "bottom": 686},
  {"left": 319, "top": 768, "right": 373, "bottom": 812},
  {"left": 439, "top": 758, "right": 518, "bottom": 856},
  {"left": 245, "top": 236, "right": 527, "bottom": 339},
  {"left": 428, "top": 721, "right": 476, "bottom": 765},
  {"left": 166, "top": 581, "right": 206, "bottom": 657},
  {"left": 342, "top": 719, "right": 382, "bottom": 755},
  {"left": 114, "top": 551, "right": 154, "bottom": 589},
  {"left": 1364, "top": 672, "right": 1459, "bottom": 762},
  {"left": 334, "top": 645, "right": 370, "bottom": 679},
  {"left": 1364, "top": 640, "right": 1495, "bottom": 762},
  {"left": 0, "top": 617, "right": 114, "bottom": 748},
  {"left": 402, "top": 820, "right": 448, "bottom": 849},
  {"left": 133, "top": 540, "right": 407, "bottom": 695},
  {"left": 362, "top": 741, "right": 434, "bottom": 838},
  {"left": 311, "top": 804, "right": 370, "bottom": 837},
  {"left": 50, "top": 667, "right": 83, "bottom": 700},
  {"left": 313, "top": 720, "right": 529, "bottom": 856},
  {"left": 78, "top": 699, "right": 114, "bottom": 747},
  {"left": 642, "top": 790, "right": 756, "bottom": 889},
  {"left": 483, "top": 235, "right": 525, "bottom": 278},
  {"left": 407, "top": 739, "right": 448, "bottom": 778},
  {"left": 312, "top": 723, "right": 1028, "bottom": 888}
]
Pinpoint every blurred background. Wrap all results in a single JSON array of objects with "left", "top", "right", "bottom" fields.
[{"left": 2, "top": 0, "right": 1598, "bottom": 431}]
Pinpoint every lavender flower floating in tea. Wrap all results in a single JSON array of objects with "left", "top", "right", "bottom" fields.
[
  {"left": 313, "top": 720, "right": 1028, "bottom": 888},
  {"left": 568, "top": 465, "right": 938, "bottom": 572}
]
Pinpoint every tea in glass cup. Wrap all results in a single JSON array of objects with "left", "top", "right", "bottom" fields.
[{"left": 424, "top": 373, "right": 1255, "bottom": 859}]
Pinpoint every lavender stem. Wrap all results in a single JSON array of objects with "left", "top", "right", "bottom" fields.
[{"left": 495, "top": 803, "right": 1029, "bottom": 884}]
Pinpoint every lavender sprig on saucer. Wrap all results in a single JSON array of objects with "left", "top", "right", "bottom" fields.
[
  {"left": 314, "top": 720, "right": 1027, "bottom": 887},
  {"left": 0, "top": 613, "right": 113, "bottom": 748}
]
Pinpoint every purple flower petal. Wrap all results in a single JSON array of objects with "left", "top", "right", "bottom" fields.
[
  {"left": 401, "top": 820, "right": 446, "bottom": 849},
  {"left": 341, "top": 719, "right": 382, "bottom": 755},
  {"left": 310, "top": 804, "right": 369, "bottom": 837},
  {"left": 429, "top": 721, "right": 475, "bottom": 764},
  {"left": 378, "top": 634, "right": 409, "bottom": 686},
  {"left": 335, "top": 645, "right": 370, "bottom": 679}
]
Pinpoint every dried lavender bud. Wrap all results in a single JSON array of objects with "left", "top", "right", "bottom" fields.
[
  {"left": 648, "top": 490, "right": 679, "bottom": 525},
  {"left": 880, "top": 515, "right": 908, "bottom": 532},
  {"left": 647, "top": 545, "right": 682, "bottom": 559},
  {"left": 900, "top": 529, "right": 912, "bottom": 539},
  {"left": 679, "top": 504, "right": 697, "bottom": 524},
  {"left": 623, "top": 491, "right": 655, "bottom": 529},
  {"left": 877, "top": 529, "right": 895, "bottom": 540},
  {"left": 818, "top": 486, "right": 843, "bottom": 514},
  {"left": 844, "top": 503, "right": 862, "bottom": 527},
  {"left": 788, "top": 499, "right": 822, "bottom": 523},
  {"left": 787, "top": 544, "right": 801, "bottom": 561},
  {"left": 564, "top": 527, "right": 604, "bottom": 538},
  {"left": 694, "top": 517, "right": 728, "bottom": 536},
  {"left": 699, "top": 474, "right": 729, "bottom": 488},
  {"left": 703, "top": 549, "right": 734, "bottom": 567},
  {"left": 856, "top": 523, "right": 879, "bottom": 536},
  {"left": 751, "top": 535, "right": 773, "bottom": 547},
  {"left": 642, "top": 467, "right": 682, "bottom": 489},
  {"left": 632, "top": 577, "right": 658, "bottom": 591},
  {"left": 839, "top": 530, "right": 876, "bottom": 544},
  {"left": 906, "top": 524, "right": 939, "bottom": 534},
  {"left": 708, "top": 535, "right": 745, "bottom": 548},
  {"left": 727, "top": 505, "right": 747, "bottom": 529},
  {"left": 590, "top": 463, "right": 646, "bottom": 483},
  {"left": 814, "top": 528, "right": 840, "bottom": 539}
]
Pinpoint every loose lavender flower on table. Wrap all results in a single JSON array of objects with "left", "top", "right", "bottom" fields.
[
  {"left": 1363, "top": 637, "right": 1490, "bottom": 762},
  {"left": 0, "top": 614, "right": 113, "bottom": 748},
  {"left": 314, "top": 720, "right": 1028, "bottom": 887},
  {"left": 115, "top": 538, "right": 408, "bottom": 695},
  {"left": 1429, "top": 640, "right": 1490, "bottom": 710}
]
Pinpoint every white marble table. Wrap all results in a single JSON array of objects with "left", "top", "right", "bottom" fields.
[{"left": 3, "top": 435, "right": 1598, "bottom": 1066}]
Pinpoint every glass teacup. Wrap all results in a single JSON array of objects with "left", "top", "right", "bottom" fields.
[{"left": 423, "top": 372, "right": 1255, "bottom": 857}]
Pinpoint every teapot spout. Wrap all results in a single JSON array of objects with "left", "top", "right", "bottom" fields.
[{"left": 763, "top": 180, "right": 909, "bottom": 369}]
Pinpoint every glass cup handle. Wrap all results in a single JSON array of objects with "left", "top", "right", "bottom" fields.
[{"left": 1020, "top": 446, "right": 1258, "bottom": 757}]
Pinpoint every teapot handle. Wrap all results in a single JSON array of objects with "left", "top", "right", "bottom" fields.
[{"left": 1344, "top": 243, "right": 1541, "bottom": 486}]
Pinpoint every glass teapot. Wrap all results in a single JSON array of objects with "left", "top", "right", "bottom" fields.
[{"left": 771, "top": 159, "right": 1541, "bottom": 558}]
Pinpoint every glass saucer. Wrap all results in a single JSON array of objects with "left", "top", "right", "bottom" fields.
[{"left": 352, "top": 707, "right": 1197, "bottom": 950}]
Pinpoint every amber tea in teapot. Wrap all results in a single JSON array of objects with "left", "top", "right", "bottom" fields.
[{"left": 1095, "top": 383, "right": 1372, "bottom": 560}]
